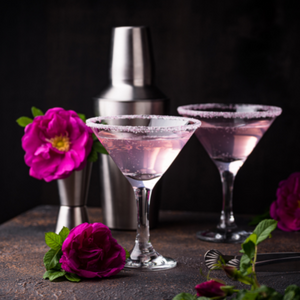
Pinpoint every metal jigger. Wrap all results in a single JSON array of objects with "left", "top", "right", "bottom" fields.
[
  {"left": 55, "top": 162, "right": 93, "bottom": 233},
  {"left": 94, "top": 26, "right": 168, "bottom": 230}
]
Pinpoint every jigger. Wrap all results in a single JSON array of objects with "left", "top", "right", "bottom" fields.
[{"left": 55, "top": 162, "right": 92, "bottom": 233}]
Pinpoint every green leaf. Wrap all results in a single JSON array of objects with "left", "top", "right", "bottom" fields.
[
  {"left": 45, "top": 232, "right": 62, "bottom": 250},
  {"left": 43, "top": 270, "right": 56, "bottom": 280},
  {"left": 253, "top": 219, "right": 278, "bottom": 245},
  {"left": 43, "top": 269, "right": 65, "bottom": 281},
  {"left": 87, "top": 147, "right": 98, "bottom": 163},
  {"left": 238, "top": 290, "right": 259, "bottom": 300},
  {"left": 285, "top": 285, "right": 300, "bottom": 294},
  {"left": 255, "top": 286, "right": 284, "bottom": 300},
  {"left": 240, "top": 233, "right": 257, "bottom": 254},
  {"left": 231, "top": 289, "right": 248, "bottom": 300},
  {"left": 48, "top": 270, "right": 66, "bottom": 282},
  {"left": 220, "top": 285, "right": 236, "bottom": 295},
  {"left": 92, "top": 133, "right": 98, "bottom": 141},
  {"left": 50, "top": 249, "right": 62, "bottom": 270},
  {"left": 239, "top": 255, "right": 252, "bottom": 276},
  {"left": 242, "top": 240, "right": 256, "bottom": 260},
  {"left": 31, "top": 106, "right": 44, "bottom": 117},
  {"left": 270, "top": 292, "right": 285, "bottom": 300},
  {"left": 16, "top": 117, "right": 33, "bottom": 127},
  {"left": 284, "top": 285, "right": 300, "bottom": 300},
  {"left": 93, "top": 140, "right": 108, "bottom": 155},
  {"left": 65, "top": 273, "right": 81, "bottom": 282},
  {"left": 172, "top": 293, "right": 198, "bottom": 300},
  {"left": 87, "top": 139, "right": 109, "bottom": 162},
  {"left": 43, "top": 248, "right": 62, "bottom": 270},
  {"left": 58, "top": 227, "right": 70, "bottom": 243},
  {"left": 77, "top": 113, "right": 86, "bottom": 122},
  {"left": 235, "top": 271, "right": 253, "bottom": 285},
  {"left": 244, "top": 233, "right": 258, "bottom": 246},
  {"left": 284, "top": 291, "right": 297, "bottom": 300},
  {"left": 124, "top": 248, "right": 130, "bottom": 260}
]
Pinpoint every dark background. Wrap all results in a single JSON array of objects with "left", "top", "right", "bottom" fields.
[{"left": 1, "top": 0, "right": 299, "bottom": 224}]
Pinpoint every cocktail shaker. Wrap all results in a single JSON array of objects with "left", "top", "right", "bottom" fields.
[{"left": 94, "top": 26, "right": 168, "bottom": 230}]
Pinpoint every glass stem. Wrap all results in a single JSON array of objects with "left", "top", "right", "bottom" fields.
[
  {"left": 218, "top": 170, "right": 237, "bottom": 230},
  {"left": 130, "top": 186, "right": 154, "bottom": 261}
]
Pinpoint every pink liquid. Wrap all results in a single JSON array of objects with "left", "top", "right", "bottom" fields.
[
  {"left": 195, "top": 119, "right": 272, "bottom": 164},
  {"left": 97, "top": 131, "right": 191, "bottom": 181}
]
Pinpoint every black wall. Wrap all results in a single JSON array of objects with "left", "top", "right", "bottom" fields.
[{"left": 1, "top": 0, "right": 300, "bottom": 224}]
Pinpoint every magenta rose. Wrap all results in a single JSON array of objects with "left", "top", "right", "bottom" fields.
[
  {"left": 195, "top": 280, "right": 227, "bottom": 298},
  {"left": 270, "top": 172, "right": 300, "bottom": 231},
  {"left": 21, "top": 107, "right": 93, "bottom": 182},
  {"left": 59, "top": 223, "right": 126, "bottom": 278}
]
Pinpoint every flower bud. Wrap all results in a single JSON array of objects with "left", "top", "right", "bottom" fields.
[
  {"left": 222, "top": 265, "right": 239, "bottom": 280},
  {"left": 195, "top": 280, "right": 227, "bottom": 298}
]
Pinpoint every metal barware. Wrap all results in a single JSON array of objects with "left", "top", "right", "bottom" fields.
[
  {"left": 94, "top": 26, "right": 168, "bottom": 230},
  {"left": 55, "top": 162, "right": 92, "bottom": 233},
  {"left": 204, "top": 249, "right": 300, "bottom": 272}
]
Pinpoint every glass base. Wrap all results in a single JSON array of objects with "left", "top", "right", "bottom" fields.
[
  {"left": 197, "top": 228, "right": 251, "bottom": 244},
  {"left": 124, "top": 252, "right": 177, "bottom": 271}
]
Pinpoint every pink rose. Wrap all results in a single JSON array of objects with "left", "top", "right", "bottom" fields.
[
  {"left": 195, "top": 280, "right": 227, "bottom": 298},
  {"left": 270, "top": 172, "right": 300, "bottom": 231},
  {"left": 21, "top": 107, "right": 93, "bottom": 182},
  {"left": 60, "top": 223, "right": 126, "bottom": 278}
]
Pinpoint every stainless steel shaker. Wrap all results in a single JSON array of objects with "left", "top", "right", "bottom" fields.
[{"left": 94, "top": 26, "right": 168, "bottom": 230}]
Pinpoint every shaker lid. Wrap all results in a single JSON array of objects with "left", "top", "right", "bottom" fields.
[{"left": 97, "top": 26, "right": 166, "bottom": 101}]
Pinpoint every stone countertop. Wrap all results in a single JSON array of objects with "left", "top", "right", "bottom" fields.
[{"left": 0, "top": 206, "right": 300, "bottom": 300}]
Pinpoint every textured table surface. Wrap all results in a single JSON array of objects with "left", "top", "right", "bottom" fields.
[{"left": 0, "top": 206, "right": 300, "bottom": 300}]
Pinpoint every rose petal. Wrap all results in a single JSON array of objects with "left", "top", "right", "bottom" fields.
[
  {"left": 55, "top": 152, "right": 76, "bottom": 176},
  {"left": 20, "top": 107, "right": 93, "bottom": 181},
  {"left": 60, "top": 222, "right": 126, "bottom": 278}
]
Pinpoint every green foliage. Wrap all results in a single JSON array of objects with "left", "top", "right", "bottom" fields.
[
  {"left": 242, "top": 240, "right": 256, "bottom": 260},
  {"left": 172, "top": 293, "right": 198, "bottom": 300},
  {"left": 16, "top": 117, "right": 33, "bottom": 127},
  {"left": 65, "top": 273, "right": 81, "bottom": 282},
  {"left": 124, "top": 248, "right": 130, "bottom": 260},
  {"left": 93, "top": 138, "right": 109, "bottom": 154},
  {"left": 231, "top": 286, "right": 284, "bottom": 300},
  {"left": 31, "top": 106, "right": 44, "bottom": 117},
  {"left": 173, "top": 219, "right": 293, "bottom": 300},
  {"left": 243, "top": 233, "right": 258, "bottom": 247},
  {"left": 253, "top": 219, "right": 277, "bottom": 245},
  {"left": 239, "top": 255, "right": 252, "bottom": 277},
  {"left": 283, "top": 285, "right": 300, "bottom": 300},
  {"left": 43, "top": 270, "right": 66, "bottom": 282},
  {"left": 59, "top": 227, "right": 70, "bottom": 243},
  {"left": 87, "top": 134, "right": 108, "bottom": 162},
  {"left": 45, "top": 232, "right": 62, "bottom": 250},
  {"left": 16, "top": 106, "right": 44, "bottom": 127},
  {"left": 43, "top": 248, "right": 62, "bottom": 270},
  {"left": 77, "top": 113, "right": 86, "bottom": 122},
  {"left": 43, "top": 227, "right": 81, "bottom": 283}
]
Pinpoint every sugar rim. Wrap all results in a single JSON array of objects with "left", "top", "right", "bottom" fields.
[
  {"left": 86, "top": 115, "right": 201, "bottom": 133},
  {"left": 177, "top": 103, "right": 282, "bottom": 119}
]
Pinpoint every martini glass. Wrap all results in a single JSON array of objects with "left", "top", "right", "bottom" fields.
[
  {"left": 86, "top": 115, "right": 201, "bottom": 270},
  {"left": 177, "top": 103, "right": 282, "bottom": 243}
]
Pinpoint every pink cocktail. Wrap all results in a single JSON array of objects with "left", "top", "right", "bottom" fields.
[
  {"left": 178, "top": 103, "right": 282, "bottom": 243},
  {"left": 86, "top": 115, "right": 201, "bottom": 270}
]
